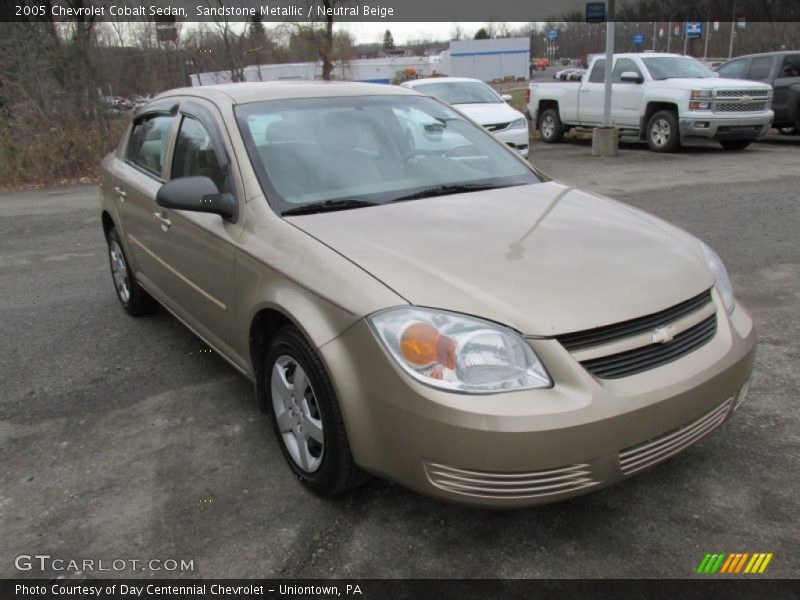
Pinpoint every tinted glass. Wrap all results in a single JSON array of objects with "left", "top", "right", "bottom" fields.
[
  {"left": 612, "top": 58, "right": 643, "bottom": 82},
  {"left": 236, "top": 95, "right": 540, "bottom": 214},
  {"left": 589, "top": 59, "right": 606, "bottom": 83},
  {"left": 172, "top": 116, "right": 226, "bottom": 192},
  {"left": 717, "top": 59, "right": 746, "bottom": 78},
  {"left": 746, "top": 56, "right": 774, "bottom": 81},
  {"left": 413, "top": 81, "right": 503, "bottom": 104},
  {"left": 126, "top": 115, "right": 173, "bottom": 176},
  {"left": 779, "top": 54, "right": 800, "bottom": 78}
]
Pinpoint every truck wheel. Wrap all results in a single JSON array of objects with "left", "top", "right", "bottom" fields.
[
  {"left": 720, "top": 140, "right": 752, "bottom": 151},
  {"left": 539, "top": 109, "right": 564, "bottom": 143},
  {"left": 646, "top": 110, "right": 680, "bottom": 152}
]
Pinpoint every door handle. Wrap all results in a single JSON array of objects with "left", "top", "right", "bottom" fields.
[
  {"left": 114, "top": 186, "right": 126, "bottom": 200},
  {"left": 153, "top": 212, "right": 172, "bottom": 231}
]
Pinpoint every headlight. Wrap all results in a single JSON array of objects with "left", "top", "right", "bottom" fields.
[
  {"left": 368, "top": 307, "right": 551, "bottom": 393},
  {"left": 691, "top": 89, "right": 713, "bottom": 99},
  {"left": 701, "top": 243, "right": 735, "bottom": 313},
  {"left": 508, "top": 118, "right": 528, "bottom": 130}
]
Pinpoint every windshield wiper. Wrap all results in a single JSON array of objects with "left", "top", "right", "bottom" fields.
[
  {"left": 390, "top": 182, "right": 513, "bottom": 203},
  {"left": 282, "top": 199, "right": 377, "bottom": 216}
]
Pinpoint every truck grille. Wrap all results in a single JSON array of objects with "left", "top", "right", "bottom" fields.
[
  {"left": 581, "top": 315, "right": 717, "bottom": 379},
  {"left": 619, "top": 397, "right": 732, "bottom": 475},
  {"left": 715, "top": 88, "right": 770, "bottom": 98},
  {"left": 556, "top": 290, "right": 713, "bottom": 351},
  {"left": 424, "top": 462, "right": 602, "bottom": 500},
  {"left": 715, "top": 101, "right": 769, "bottom": 113}
]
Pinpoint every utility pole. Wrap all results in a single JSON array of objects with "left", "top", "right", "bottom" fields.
[
  {"left": 667, "top": 21, "right": 672, "bottom": 52},
  {"left": 602, "top": 0, "right": 615, "bottom": 127},
  {"left": 652, "top": 22, "right": 657, "bottom": 51}
]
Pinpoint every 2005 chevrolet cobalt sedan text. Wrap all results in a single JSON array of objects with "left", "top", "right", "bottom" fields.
[{"left": 100, "top": 82, "right": 755, "bottom": 507}]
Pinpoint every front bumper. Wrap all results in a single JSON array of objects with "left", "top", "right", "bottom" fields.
[
  {"left": 679, "top": 112, "right": 773, "bottom": 140},
  {"left": 493, "top": 127, "right": 530, "bottom": 157},
  {"left": 320, "top": 293, "right": 756, "bottom": 508}
]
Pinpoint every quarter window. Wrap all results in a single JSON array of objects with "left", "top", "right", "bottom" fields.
[
  {"left": 172, "top": 116, "right": 227, "bottom": 192},
  {"left": 746, "top": 57, "right": 774, "bottom": 81},
  {"left": 126, "top": 115, "right": 173, "bottom": 176},
  {"left": 588, "top": 59, "right": 606, "bottom": 83}
]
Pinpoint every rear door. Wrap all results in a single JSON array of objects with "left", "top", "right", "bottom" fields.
[
  {"left": 577, "top": 59, "right": 607, "bottom": 125},
  {"left": 146, "top": 98, "right": 246, "bottom": 365},
  {"left": 114, "top": 105, "right": 177, "bottom": 290},
  {"left": 773, "top": 54, "right": 800, "bottom": 124}
]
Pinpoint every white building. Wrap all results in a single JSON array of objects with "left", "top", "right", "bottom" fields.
[{"left": 448, "top": 37, "right": 530, "bottom": 82}]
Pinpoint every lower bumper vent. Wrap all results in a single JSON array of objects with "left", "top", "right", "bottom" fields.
[{"left": 424, "top": 462, "right": 601, "bottom": 500}]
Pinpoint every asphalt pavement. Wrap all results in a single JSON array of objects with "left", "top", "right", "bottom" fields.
[{"left": 1, "top": 136, "right": 798, "bottom": 578}]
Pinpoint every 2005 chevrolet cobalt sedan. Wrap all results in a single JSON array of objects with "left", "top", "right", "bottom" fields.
[{"left": 100, "top": 81, "right": 755, "bottom": 507}]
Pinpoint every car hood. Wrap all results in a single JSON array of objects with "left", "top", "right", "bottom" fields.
[
  {"left": 649, "top": 78, "right": 772, "bottom": 91},
  {"left": 452, "top": 102, "right": 523, "bottom": 126},
  {"left": 287, "top": 182, "right": 714, "bottom": 336}
]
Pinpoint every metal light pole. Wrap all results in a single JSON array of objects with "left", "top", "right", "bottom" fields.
[{"left": 602, "top": 0, "right": 615, "bottom": 127}]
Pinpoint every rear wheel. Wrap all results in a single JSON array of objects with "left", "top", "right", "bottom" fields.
[
  {"left": 106, "top": 228, "right": 156, "bottom": 316},
  {"left": 264, "top": 326, "right": 367, "bottom": 495},
  {"left": 538, "top": 108, "right": 564, "bottom": 143},
  {"left": 720, "top": 140, "right": 752, "bottom": 151},
  {"left": 646, "top": 110, "right": 680, "bottom": 152}
]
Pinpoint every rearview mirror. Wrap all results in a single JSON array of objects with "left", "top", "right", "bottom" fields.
[
  {"left": 619, "top": 71, "right": 644, "bottom": 84},
  {"left": 156, "top": 176, "right": 237, "bottom": 221},
  {"left": 501, "top": 94, "right": 513, "bottom": 102}
]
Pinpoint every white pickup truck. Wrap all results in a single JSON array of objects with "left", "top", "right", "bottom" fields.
[{"left": 527, "top": 53, "right": 774, "bottom": 152}]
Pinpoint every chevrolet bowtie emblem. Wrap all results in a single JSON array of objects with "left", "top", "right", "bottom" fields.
[
  {"left": 742, "top": 95, "right": 752, "bottom": 104},
  {"left": 653, "top": 324, "right": 678, "bottom": 344}
]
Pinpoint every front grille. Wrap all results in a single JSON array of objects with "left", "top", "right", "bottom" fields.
[
  {"left": 556, "top": 290, "right": 713, "bottom": 351},
  {"left": 424, "top": 462, "right": 601, "bottom": 500},
  {"left": 581, "top": 315, "right": 717, "bottom": 379},
  {"left": 619, "top": 398, "right": 732, "bottom": 475},
  {"left": 715, "top": 101, "right": 768, "bottom": 113},
  {"left": 716, "top": 88, "right": 770, "bottom": 98},
  {"left": 485, "top": 122, "right": 511, "bottom": 132}
]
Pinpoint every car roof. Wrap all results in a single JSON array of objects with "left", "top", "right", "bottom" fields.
[
  {"left": 404, "top": 77, "right": 486, "bottom": 87},
  {"left": 154, "top": 80, "right": 420, "bottom": 106},
  {"left": 722, "top": 50, "right": 800, "bottom": 62}
]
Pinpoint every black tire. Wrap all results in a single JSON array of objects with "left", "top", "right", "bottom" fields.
[
  {"left": 264, "top": 326, "right": 368, "bottom": 495},
  {"left": 106, "top": 228, "right": 157, "bottom": 316},
  {"left": 646, "top": 109, "right": 681, "bottom": 152},
  {"left": 720, "top": 140, "right": 752, "bottom": 151},
  {"left": 538, "top": 108, "right": 564, "bottom": 143}
]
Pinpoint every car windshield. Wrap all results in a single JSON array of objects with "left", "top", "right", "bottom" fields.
[
  {"left": 235, "top": 95, "right": 540, "bottom": 215},
  {"left": 642, "top": 56, "right": 716, "bottom": 80},
  {"left": 412, "top": 81, "right": 503, "bottom": 105}
]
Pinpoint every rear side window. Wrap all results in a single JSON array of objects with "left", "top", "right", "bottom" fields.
[
  {"left": 126, "top": 115, "right": 173, "bottom": 176},
  {"left": 717, "top": 59, "right": 746, "bottom": 79},
  {"left": 589, "top": 59, "right": 606, "bottom": 83},
  {"left": 746, "top": 57, "right": 774, "bottom": 81},
  {"left": 780, "top": 54, "right": 800, "bottom": 78},
  {"left": 172, "top": 116, "right": 226, "bottom": 192}
]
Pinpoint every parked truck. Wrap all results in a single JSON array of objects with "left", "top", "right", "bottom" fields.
[
  {"left": 526, "top": 53, "right": 774, "bottom": 152},
  {"left": 717, "top": 51, "right": 800, "bottom": 134}
]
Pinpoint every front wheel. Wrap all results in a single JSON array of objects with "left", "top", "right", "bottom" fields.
[
  {"left": 106, "top": 228, "right": 156, "bottom": 316},
  {"left": 264, "top": 326, "right": 367, "bottom": 495},
  {"left": 646, "top": 110, "right": 681, "bottom": 152},
  {"left": 538, "top": 108, "right": 564, "bottom": 143},
  {"left": 720, "top": 140, "right": 752, "bottom": 151}
]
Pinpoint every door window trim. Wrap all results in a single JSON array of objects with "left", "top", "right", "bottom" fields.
[{"left": 123, "top": 102, "right": 179, "bottom": 182}]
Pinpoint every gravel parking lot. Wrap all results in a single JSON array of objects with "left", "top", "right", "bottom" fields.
[{"left": 1, "top": 136, "right": 798, "bottom": 579}]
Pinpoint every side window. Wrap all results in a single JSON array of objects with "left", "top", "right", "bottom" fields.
[
  {"left": 172, "top": 116, "right": 227, "bottom": 192},
  {"left": 717, "top": 59, "right": 746, "bottom": 79},
  {"left": 746, "top": 57, "right": 774, "bottom": 81},
  {"left": 126, "top": 115, "right": 173, "bottom": 176},
  {"left": 780, "top": 54, "right": 800, "bottom": 78},
  {"left": 588, "top": 59, "right": 606, "bottom": 83},
  {"left": 612, "top": 58, "right": 643, "bottom": 83}
]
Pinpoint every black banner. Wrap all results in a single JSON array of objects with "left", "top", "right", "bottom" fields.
[
  {"left": 2, "top": 579, "right": 800, "bottom": 600},
  {"left": 2, "top": 0, "right": 800, "bottom": 22}
]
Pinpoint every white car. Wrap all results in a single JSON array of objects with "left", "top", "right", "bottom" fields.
[{"left": 401, "top": 77, "right": 530, "bottom": 157}]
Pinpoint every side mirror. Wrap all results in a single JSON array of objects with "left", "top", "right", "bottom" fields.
[
  {"left": 156, "top": 176, "right": 237, "bottom": 221},
  {"left": 620, "top": 71, "right": 644, "bottom": 84},
  {"left": 501, "top": 94, "right": 513, "bottom": 102}
]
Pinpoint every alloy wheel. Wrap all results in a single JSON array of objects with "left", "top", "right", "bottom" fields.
[
  {"left": 541, "top": 114, "right": 555, "bottom": 139},
  {"left": 109, "top": 240, "right": 130, "bottom": 303},
  {"left": 650, "top": 118, "right": 671, "bottom": 147}
]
